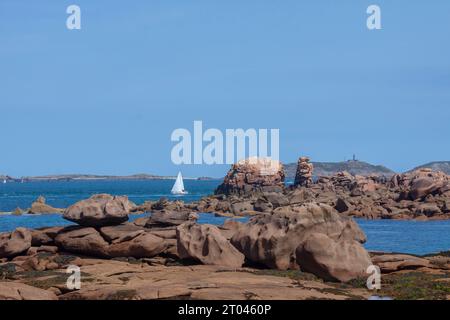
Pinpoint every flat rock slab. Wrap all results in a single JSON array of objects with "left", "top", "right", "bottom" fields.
[
  {"left": 57, "top": 262, "right": 359, "bottom": 300},
  {"left": 0, "top": 282, "right": 57, "bottom": 300},
  {"left": 371, "top": 254, "right": 431, "bottom": 273}
]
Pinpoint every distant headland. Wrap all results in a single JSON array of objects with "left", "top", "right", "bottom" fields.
[
  {"left": 0, "top": 173, "right": 216, "bottom": 182},
  {"left": 1, "top": 160, "right": 450, "bottom": 182}
]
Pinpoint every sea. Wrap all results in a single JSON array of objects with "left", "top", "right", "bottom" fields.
[{"left": 0, "top": 180, "right": 449, "bottom": 255}]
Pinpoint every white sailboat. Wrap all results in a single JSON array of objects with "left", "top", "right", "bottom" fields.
[
  {"left": 171, "top": 172, "right": 188, "bottom": 195},
  {"left": 2, "top": 179, "right": 6, "bottom": 184}
]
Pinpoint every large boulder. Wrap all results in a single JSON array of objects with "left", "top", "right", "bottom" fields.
[
  {"left": 176, "top": 222, "right": 245, "bottom": 268},
  {"left": 63, "top": 194, "right": 134, "bottom": 227},
  {"left": 391, "top": 169, "right": 449, "bottom": 200},
  {"left": 231, "top": 202, "right": 369, "bottom": 280},
  {"left": 0, "top": 228, "right": 32, "bottom": 258},
  {"left": 215, "top": 157, "right": 285, "bottom": 196},
  {"left": 54, "top": 227, "right": 109, "bottom": 257},
  {"left": 54, "top": 225, "right": 169, "bottom": 259},
  {"left": 295, "top": 233, "right": 372, "bottom": 282},
  {"left": 218, "top": 220, "right": 244, "bottom": 240},
  {"left": 145, "top": 210, "right": 198, "bottom": 227},
  {"left": 262, "top": 192, "right": 289, "bottom": 208},
  {"left": 108, "top": 232, "right": 167, "bottom": 258},
  {"left": 99, "top": 224, "right": 145, "bottom": 243},
  {"left": 30, "top": 227, "right": 65, "bottom": 247},
  {"left": 409, "top": 177, "right": 445, "bottom": 200}
]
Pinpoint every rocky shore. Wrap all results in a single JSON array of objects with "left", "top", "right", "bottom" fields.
[
  {"left": 7, "top": 156, "right": 450, "bottom": 221},
  {"left": 1, "top": 157, "right": 449, "bottom": 300},
  {"left": 205, "top": 158, "right": 450, "bottom": 221},
  {"left": 2, "top": 251, "right": 449, "bottom": 300},
  {"left": 0, "top": 196, "right": 449, "bottom": 299},
  {"left": 135, "top": 157, "right": 450, "bottom": 221}
]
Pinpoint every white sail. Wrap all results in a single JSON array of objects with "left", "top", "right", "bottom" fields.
[{"left": 171, "top": 172, "right": 187, "bottom": 194}]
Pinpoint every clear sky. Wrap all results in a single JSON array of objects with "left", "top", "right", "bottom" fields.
[{"left": 1, "top": 0, "right": 449, "bottom": 177}]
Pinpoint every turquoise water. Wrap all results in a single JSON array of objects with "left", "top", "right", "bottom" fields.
[
  {"left": 0, "top": 179, "right": 220, "bottom": 212},
  {"left": 0, "top": 180, "right": 449, "bottom": 255},
  {"left": 355, "top": 218, "right": 450, "bottom": 255}
]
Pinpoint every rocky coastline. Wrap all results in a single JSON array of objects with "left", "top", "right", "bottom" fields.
[
  {"left": 8, "top": 156, "right": 450, "bottom": 221},
  {"left": 1, "top": 157, "right": 449, "bottom": 300}
]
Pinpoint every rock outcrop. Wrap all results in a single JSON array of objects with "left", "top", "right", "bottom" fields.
[
  {"left": 53, "top": 225, "right": 168, "bottom": 259},
  {"left": 176, "top": 222, "right": 245, "bottom": 268},
  {"left": 215, "top": 157, "right": 285, "bottom": 195},
  {"left": 1, "top": 251, "right": 449, "bottom": 300},
  {"left": 391, "top": 168, "right": 450, "bottom": 201},
  {"left": 371, "top": 254, "right": 431, "bottom": 273},
  {"left": 296, "top": 234, "right": 372, "bottom": 282},
  {"left": 0, "top": 228, "right": 32, "bottom": 258},
  {"left": 28, "top": 196, "right": 64, "bottom": 214},
  {"left": 0, "top": 282, "right": 58, "bottom": 300},
  {"left": 63, "top": 194, "right": 135, "bottom": 227},
  {"left": 107, "top": 231, "right": 167, "bottom": 259},
  {"left": 2, "top": 194, "right": 198, "bottom": 261},
  {"left": 285, "top": 161, "right": 450, "bottom": 220},
  {"left": 231, "top": 202, "right": 371, "bottom": 281},
  {"left": 55, "top": 227, "right": 110, "bottom": 258}
]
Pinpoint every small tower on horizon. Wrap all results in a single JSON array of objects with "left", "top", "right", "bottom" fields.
[{"left": 353, "top": 154, "right": 356, "bottom": 161}]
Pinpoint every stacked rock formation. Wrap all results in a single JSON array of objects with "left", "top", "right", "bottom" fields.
[
  {"left": 215, "top": 157, "right": 285, "bottom": 195},
  {"left": 0, "top": 194, "right": 192, "bottom": 261},
  {"left": 1, "top": 193, "right": 248, "bottom": 268},
  {"left": 54, "top": 194, "right": 173, "bottom": 258},
  {"left": 294, "top": 157, "right": 314, "bottom": 187}
]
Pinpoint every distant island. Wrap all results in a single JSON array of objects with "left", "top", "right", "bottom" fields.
[
  {"left": 0, "top": 174, "right": 215, "bottom": 182},
  {"left": 2, "top": 160, "right": 450, "bottom": 182}
]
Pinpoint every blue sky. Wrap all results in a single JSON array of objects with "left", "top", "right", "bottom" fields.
[{"left": 1, "top": 0, "right": 449, "bottom": 177}]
